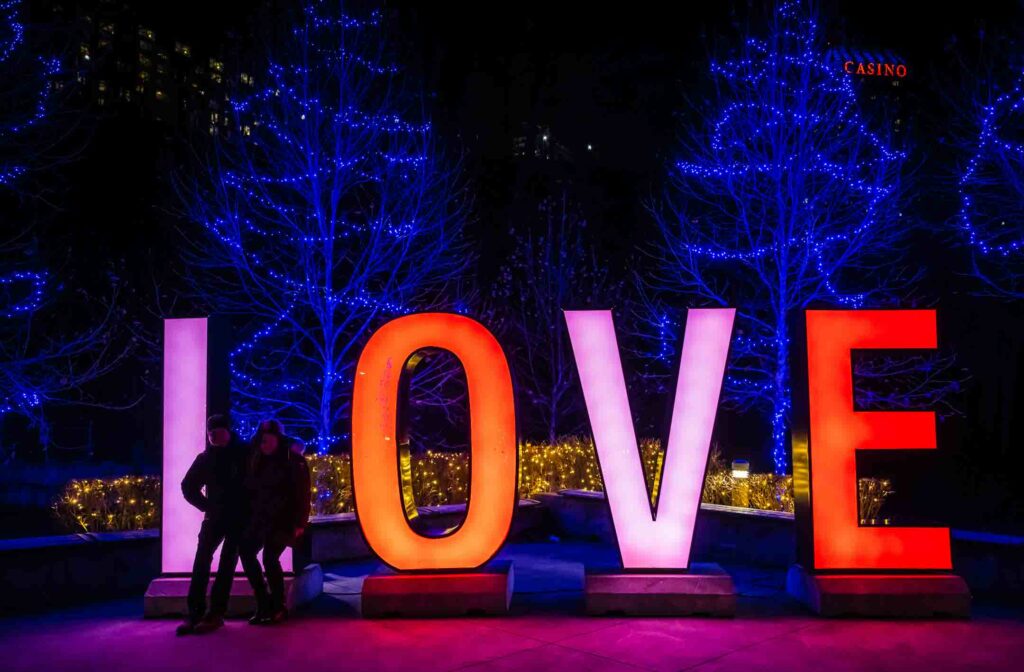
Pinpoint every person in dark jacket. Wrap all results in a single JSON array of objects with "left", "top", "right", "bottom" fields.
[
  {"left": 238, "top": 420, "right": 312, "bottom": 625},
  {"left": 286, "top": 436, "right": 313, "bottom": 569},
  {"left": 176, "top": 414, "right": 251, "bottom": 636}
]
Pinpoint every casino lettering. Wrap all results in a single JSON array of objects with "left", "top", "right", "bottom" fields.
[{"left": 844, "top": 60, "right": 907, "bottom": 78}]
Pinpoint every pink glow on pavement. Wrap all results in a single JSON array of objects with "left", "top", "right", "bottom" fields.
[{"left": 565, "top": 308, "right": 735, "bottom": 569}]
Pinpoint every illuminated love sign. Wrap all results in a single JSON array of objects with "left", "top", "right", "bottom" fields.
[
  {"left": 161, "top": 309, "right": 951, "bottom": 580},
  {"left": 565, "top": 309, "right": 734, "bottom": 569},
  {"left": 791, "top": 310, "right": 952, "bottom": 571},
  {"left": 351, "top": 313, "right": 517, "bottom": 571},
  {"left": 161, "top": 317, "right": 290, "bottom": 574}
]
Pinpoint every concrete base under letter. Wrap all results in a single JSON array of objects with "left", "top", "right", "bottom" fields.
[
  {"left": 361, "top": 563, "right": 514, "bottom": 618},
  {"left": 585, "top": 564, "right": 736, "bottom": 616},
  {"left": 143, "top": 563, "right": 323, "bottom": 618},
  {"left": 786, "top": 564, "right": 971, "bottom": 618}
]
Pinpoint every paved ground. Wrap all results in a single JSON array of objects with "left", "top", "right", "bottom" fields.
[{"left": 2, "top": 541, "right": 1023, "bottom": 671}]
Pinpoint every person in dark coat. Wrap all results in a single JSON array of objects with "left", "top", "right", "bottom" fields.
[
  {"left": 238, "top": 420, "right": 312, "bottom": 625},
  {"left": 176, "top": 414, "right": 251, "bottom": 636},
  {"left": 284, "top": 438, "right": 311, "bottom": 569}
]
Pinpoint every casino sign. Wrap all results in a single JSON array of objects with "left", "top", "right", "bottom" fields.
[{"left": 830, "top": 47, "right": 908, "bottom": 79}]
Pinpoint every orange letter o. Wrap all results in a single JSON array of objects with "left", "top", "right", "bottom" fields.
[{"left": 352, "top": 313, "right": 517, "bottom": 570}]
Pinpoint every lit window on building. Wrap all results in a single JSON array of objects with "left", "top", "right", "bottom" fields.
[
  {"left": 240, "top": 72, "right": 253, "bottom": 86},
  {"left": 209, "top": 59, "right": 224, "bottom": 72},
  {"left": 174, "top": 42, "right": 192, "bottom": 57},
  {"left": 138, "top": 28, "right": 155, "bottom": 41},
  {"left": 79, "top": 43, "right": 90, "bottom": 60},
  {"left": 155, "top": 90, "right": 166, "bottom": 101},
  {"left": 97, "top": 80, "right": 107, "bottom": 92},
  {"left": 100, "top": 22, "right": 115, "bottom": 36},
  {"left": 139, "top": 70, "right": 150, "bottom": 81},
  {"left": 210, "top": 72, "right": 222, "bottom": 84},
  {"left": 243, "top": 125, "right": 252, "bottom": 136}
]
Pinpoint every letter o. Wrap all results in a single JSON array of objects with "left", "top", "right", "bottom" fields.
[
  {"left": 352, "top": 313, "right": 517, "bottom": 570},
  {"left": 896, "top": 64, "right": 907, "bottom": 78}
]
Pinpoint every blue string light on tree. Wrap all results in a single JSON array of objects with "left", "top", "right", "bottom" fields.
[
  {"left": 0, "top": 271, "right": 47, "bottom": 318},
  {"left": 182, "top": 0, "right": 468, "bottom": 453},
  {"left": 0, "top": 0, "right": 62, "bottom": 185},
  {"left": 643, "top": 0, "right": 910, "bottom": 475},
  {"left": 956, "top": 75, "right": 1024, "bottom": 297}
]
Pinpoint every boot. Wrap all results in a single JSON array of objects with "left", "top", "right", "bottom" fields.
[
  {"left": 266, "top": 606, "right": 288, "bottom": 625},
  {"left": 248, "top": 591, "right": 272, "bottom": 625},
  {"left": 192, "top": 612, "right": 224, "bottom": 635},
  {"left": 265, "top": 593, "right": 287, "bottom": 625},
  {"left": 175, "top": 618, "right": 199, "bottom": 636},
  {"left": 248, "top": 606, "right": 271, "bottom": 625}
]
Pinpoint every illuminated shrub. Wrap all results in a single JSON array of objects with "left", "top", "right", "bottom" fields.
[
  {"left": 312, "top": 437, "right": 659, "bottom": 514},
  {"left": 518, "top": 436, "right": 664, "bottom": 501},
  {"left": 307, "top": 451, "right": 472, "bottom": 514},
  {"left": 410, "top": 450, "right": 471, "bottom": 506},
  {"left": 57, "top": 440, "right": 887, "bottom": 529},
  {"left": 858, "top": 477, "right": 894, "bottom": 524},
  {"left": 307, "top": 453, "right": 354, "bottom": 515},
  {"left": 699, "top": 448, "right": 795, "bottom": 513},
  {"left": 748, "top": 474, "right": 795, "bottom": 512},
  {"left": 52, "top": 476, "right": 161, "bottom": 533}
]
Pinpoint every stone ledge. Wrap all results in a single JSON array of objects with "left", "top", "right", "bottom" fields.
[
  {"left": 585, "top": 564, "right": 736, "bottom": 617},
  {"left": 143, "top": 564, "right": 323, "bottom": 618},
  {"left": 786, "top": 564, "right": 971, "bottom": 618},
  {"left": 361, "top": 562, "right": 514, "bottom": 617}
]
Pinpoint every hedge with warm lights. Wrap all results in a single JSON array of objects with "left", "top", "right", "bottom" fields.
[
  {"left": 52, "top": 476, "right": 161, "bottom": 533},
  {"left": 52, "top": 439, "right": 896, "bottom": 531}
]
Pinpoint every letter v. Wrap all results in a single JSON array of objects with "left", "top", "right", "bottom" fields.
[{"left": 564, "top": 309, "right": 735, "bottom": 569}]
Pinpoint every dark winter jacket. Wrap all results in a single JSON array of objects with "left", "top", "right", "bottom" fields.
[
  {"left": 181, "top": 432, "right": 251, "bottom": 525},
  {"left": 244, "top": 447, "right": 311, "bottom": 546}
]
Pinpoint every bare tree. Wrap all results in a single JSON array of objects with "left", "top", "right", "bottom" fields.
[
  {"left": 1, "top": 0, "right": 130, "bottom": 459},
  {"left": 494, "top": 190, "right": 618, "bottom": 442},
  {"left": 642, "top": 2, "right": 921, "bottom": 473},
  {"left": 179, "top": 1, "right": 470, "bottom": 451}
]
